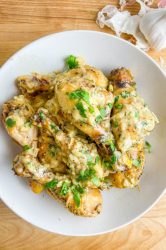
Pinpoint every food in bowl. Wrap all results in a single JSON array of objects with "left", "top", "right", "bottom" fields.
[{"left": 2, "top": 55, "right": 158, "bottom": 217}]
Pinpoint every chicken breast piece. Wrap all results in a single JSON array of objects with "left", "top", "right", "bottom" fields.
[{"left": 2, "top": 95, "right": 37, "bottom": 147}]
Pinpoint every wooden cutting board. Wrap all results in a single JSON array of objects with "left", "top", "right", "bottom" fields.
[{"left": 0, "top": 1, "right": 166, "bottom": 249}]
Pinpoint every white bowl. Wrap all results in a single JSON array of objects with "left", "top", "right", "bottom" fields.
[{"left": 0, "top": 30, "right": 165, "bottom": 236}]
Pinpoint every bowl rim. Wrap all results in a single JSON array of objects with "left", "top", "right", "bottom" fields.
[{"left": 0, "top": 30, "right": 166, "bottom": 236}]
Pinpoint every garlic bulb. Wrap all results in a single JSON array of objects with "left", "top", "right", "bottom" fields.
[{"left": 139, "top": 9, "right": 166, "bottom": 50}]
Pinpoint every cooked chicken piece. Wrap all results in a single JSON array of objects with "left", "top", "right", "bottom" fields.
[
  {"left": 38, "top": 131, "right": 67, "bottom": 174},
  {"left": 109, "top": 142, "right": 145, "bottom": 187},
  {"left": 84, "top": 65, "right": 108, "bottom": 88},
  {"left": 44, "top": 96, "right": 65, "bottom": 126},
  {"left": 63, "top": 62, "right": 108, "bottom": 88},
  {"left": 55, "top": 67, "right": 114, "bottom": 156},
  {"left": 13, "top": 152, "right": 102, "bottom": 217},
  {"left": 2, "top": 95, "right": 37, "bottom": 147},
  {"left": 17, "top": 72, "right": 56, "bottom": 95},
  {"left": 110, "top": 165, "right": 144, "bottom": 188},
  {"left": 109, "top": 68, "right": 158, "bottom": 153},
  {"left": 13, "top": 152, "right": 54, "bottom": 184},
  {"left": 28, "top": 93, "right": 51, "bottom": 111},
  {"left": 48, "top": 187, "right": 102, "bottom": 217},
  {"left": 34, "top": 108, "right": 109, "bottom": 188}
]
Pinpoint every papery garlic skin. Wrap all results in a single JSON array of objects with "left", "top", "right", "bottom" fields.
[{"left": 139, "top": 9, "right": 166, "bottom": 50}]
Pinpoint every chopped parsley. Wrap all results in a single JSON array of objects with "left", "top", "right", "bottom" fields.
[
  {"left": 108, "top": 103, "right": 113, "bottom": 109},
  {"left": 133, "top": 159, "right": 141, "bottom": 167},
  {"left": 76, "top": 102, "right": 87, "bottom": 118},
  {"left": 99, "top": 107, "right": 106, "bottom": 117},
  {"left": 39, "top": 111, "right": 45, "bottom": 121},
  {"left": 66, "top": 55, "right": 79, "bottom": 69},
  {"left": 72, "top": 188, "right": 81, "bottom": 207},
  {"left": 68, "top": 89, "right": 90, "bottom": 104},
  {"left": 121, "top": 91, "right": 130, "bottom": 98},
  {"left": 44, "top": 179, "right": 58, "bottom": 189},
  {"left": 113, "top": 120, "right": 118, "bottom": 128},
  {"left": 88, "top": 105, "right": 94, "bottom": 113},
  {"left": 95, "top": 155, "right": 100, "bottom": 164},
  {"left": 135, "top": 112, "right": 139, "bottom": 118},
  {"left": 77, "top": 168, "right": 96, "bottom": 182},
  {"left": 95, "top": 107, "right": 107, "bottom": 123},
  {"left": 114, "top": 96, "right": 119, "bottom": 103},
  {"left": 103, "top": 160, "right": 113, "bottom": 169},
  {"left": 109, "top": 141, "right": 115, "bottom": 152},
  {"left": 69, "top": 89, "right": 94, "bottom": 115},
  {"left": 23, "top": 145, "right": 31, "bottom": 151},
  {"left": 92, "top": 176, "right": 100, "bottom": 187},
  {"left": 71, "top": 185, "right": 84, "bottom": 207},
  {"left": 50, "top": 123, "right": 59, "bottom": 132},
  {"left": 6, "top": 118, "right": 16, "bottom": 128},
  {"left": 115, "top": 103, "right": 123, "bottom": 110},
  {"left": 145, "top": 141, "right": 152, "bottom": 153},
  {"left": 60, "top": 181, "right": 69, "bottom": 196},
  {"left": 110, "top": 154, "right": 117, "bottom": 164},
  {"left": 95, "top": 115, "right": 103, "bottom": 123},
  {"left": 103, "top": 154, "right": 117, "bottom": 169}
]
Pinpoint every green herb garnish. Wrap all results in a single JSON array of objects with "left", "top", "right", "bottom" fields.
[
  {"left": 133, "top": 159, "right": 141, "bottom": 167},
  {"left": 95, "top": 115, "right": 103, "bottom": 123},
  {"left": 113, "top": 120, "right": 118, "bottom": 128},
  {"left": 95, "top": 107, "right": 107, "bottom": 123},
  {"left": 115, "top": 103, "right": 123, "bottom": 110},
  {"left": 39, "top": 111, "right": 45, "bottom": 121},
  {"left": 135, "top": 112, "right": 139, "bottom": 118},
  {"left": 109, "top": 141, "right": 115, "bottom": 152},
  {"left": 66, "top": 55, "right": 79, "bottom": 69},
  {"left": 72, "top": 188, "right": 81, "bottom": 207},
  {"left": 69, "top": 89, "right": 90, "bottom": 104},
  {"left": 110, "top": 154, "right": 117, "bottom": 164},
  {"left": 44, "top": 179, "right": 58, "bottom": 189},
  {"left": 23, "top": 145, "right": 31, "bottom": 151},
  {"left": 114, "top": 96, "right": 119, "bottom": 103},
  {"left": 60, "top": 181, "right": 69, "bottom": 196},
  {"left": 108, "top": 103, "right": 113, "bottom": 109},
  {"left": 88, "top": 105, "right": 94, "bottom": 113},
  {"left": 50, "top": 123, "right": 59, "bottom": 132},
  {"left": 99, "top": 107, "right": 106, "bottom": 117},
  {"left": 145, "top": 141, "right": 152, "bottom": 153},
  {"left": 95, "top": 155, "right": 100, "bottom": 164},
  {"left": 77, "top": 168, "right": 96, "bottom": 182},
  {"left": 103, "top": 160, "right": 113, "bottom": 169},
  {"left": 92, "top": 176, "right": 100, "bottom": 187},
  {"left": 121, "top": 91, "right": 130, "bottom": 98},
  {"left": 76, "top": 102, "right": 87, "bottom": 118},
  {"left": 6, "top": 118, "right": 16, "bottom": 128},
  {"left": 71, "top": 185, "right": 84, "bottom": 207}
]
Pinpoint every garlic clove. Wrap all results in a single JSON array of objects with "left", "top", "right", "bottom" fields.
[{"left": 139, "top": 9, "right": 166, "bottom": 50}]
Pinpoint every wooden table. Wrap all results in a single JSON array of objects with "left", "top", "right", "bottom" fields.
[{"left": 0, "top": 1, "right": 166, "bottom": 249}]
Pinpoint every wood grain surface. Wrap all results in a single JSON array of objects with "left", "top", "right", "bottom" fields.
[{"left": 0, "top": 1, "right": 166, "bottom": 249}]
